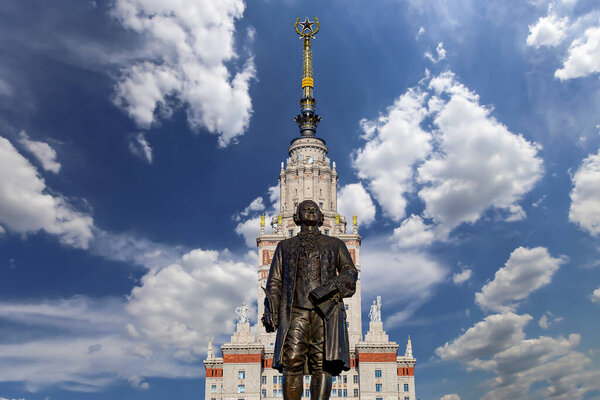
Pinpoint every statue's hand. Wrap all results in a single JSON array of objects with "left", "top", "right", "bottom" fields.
[{"left": 262, "top": 313, "right": 278, "bottom": 333}]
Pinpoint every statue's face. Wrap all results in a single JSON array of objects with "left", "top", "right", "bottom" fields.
[{"left": 298, "top": 201, "right": 319, "bottom": 226}]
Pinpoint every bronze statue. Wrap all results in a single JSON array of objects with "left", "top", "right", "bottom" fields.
[{"left": 262, "top": 200, "right": 358, "bottom": 400}]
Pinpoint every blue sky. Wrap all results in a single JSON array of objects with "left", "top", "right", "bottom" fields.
[{"left": 1, "top": 0, "right": 600, "bottom": 399}]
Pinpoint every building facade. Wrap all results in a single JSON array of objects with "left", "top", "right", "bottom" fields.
[{"left": 203, "top": 17, "right": 416, "bottom": 400}]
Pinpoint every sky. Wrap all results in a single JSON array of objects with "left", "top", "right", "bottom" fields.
[{"left": 0, "top": 0, "right": 600, "bottom": 399}]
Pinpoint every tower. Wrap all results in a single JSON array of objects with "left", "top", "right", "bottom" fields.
[{"left": 204, "top": 17, "right": 416, "bottom": 400}]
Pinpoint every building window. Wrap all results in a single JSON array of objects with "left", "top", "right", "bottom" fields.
[
  {"left": 319, "top": 202, "right": 323, "bottom": 208},
  {"left": 211, "top": 385, "right": 217, "bottom": 393},
  {"left": 238, "top": 384, "right": 245, "bottom": 393},
  {"left": 273, "top": 376, "right": 278, "bottom": 385},
  {"left": 343, "top": 389, "right": 348, "bottom": 397},
  {"left": 343, "top": 375, "right": 347, "bottom": 383},
  {"left": 345, "top": 304, "right": 349, "bottom": 310},
  {"left": 262, "top": 389, "right": 266, "bottom": 398},
  {"left": 338, "top": 389, "right": 342, "bottom": 397},
  {"left": 262, "top": 376, "right": 267, "bottom": 384},
  {"left": 273, "top": 389, "right": 277, "bottom": 397},
  {"left": 238, "top": 370, "right": 245, "bottom": 380},
  {"left": 324, "top": 229, "right": 329, "bottom": 235},
  {"left": 289, "top": 229, "right": 294, "bottom": 237},
  {"left": 375, "top": 383, "right": 382, "bottom": 392},
  {"left": 354, "top": 389, "right": 359, "bottom": 397},
  {"left": 211, "top": 398, "right": 216, "bottom": 400},
  {"left": 278, "top": 389, "right": 283, "bottom": 397},
  {"left": 404, "top": 397, "right": 409, "bottom": 400},
  {"left": 305, "top": 376, "right": 310, "bottom": 384},
  {"left": 331, "top": 389, "right": 337, "bottom": 397},
  {"left": 375, "top": 369, "right": 382, "bottom": 378},
  {"left": 279, "top": 376, "right": 283, "bottom": 385},
  {"left": 305, "top": 389, "right": 310, "bottom": 397},
  {"left": 332, "top": 376, "right": 336, "bottom": 384},
  {"left": 404, "top": 384, "right": 409, "bottom": 391},
  {"left": 376, "top": 398, "right": 383, "bottom": 400},
  {"left": 353, "top": 375, "right": 358, "bottom": 384}
]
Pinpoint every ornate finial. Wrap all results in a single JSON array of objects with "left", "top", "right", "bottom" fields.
[
  {"left": 207, "top": 338, "right": 214, "bottom": 358},
  {"left": 235, "top": 303, "right": 250, "bottom": 324},
  {"left": 278, "top": 214, "right": 283, "bottom": 226},
  {"left": 294, "top": 17, "right": 321, "bottom": 137},
  {"left": 260, "top": 214, "right": 265, "bottom": 227},
  {"left": 335, "top": 214, "right": 340, "bottom": 225},
  {"left": 352, "top": 214, "right": 357, "bottom": 226}
]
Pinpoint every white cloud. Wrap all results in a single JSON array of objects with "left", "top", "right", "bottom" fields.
[
  {"left": 440, "top": 395, "right": 461, "bottom": 400},
  {"left": 475, "top": 247, "right": 566, "bottom": 312},
  {"left": 360, "top": 242, "right": 447, "bottom": 326},
  {"left": 128, "top": 133, "right": 153, "bottom": 163},
  {"left": 527, "top": 13, "right": 569, "bottom": 48},
  {"left": 424, "top": 42, "right": 447, "bottom": 63},
  {"left": 538, "top": 311, "right": 563, "bottom": 329},
  {"left": 17, "top": 131, "right": 61, "bottom": 173},
  {"left": 416, "top": 26, "right": 425, "bottom": 39},
  {"left": 337, "top": 183, "right": 376, "bottom": 227},
  {"left": 0, "top": 245, "right": 257, "bottom": 392},
  {"left": 392, "top": 215, "right": 435, "bottom": 249},
  {"left": 111, "top": 0, "right": 255, "bottom": 146},
  {"left": 0, "top": 137, "right": 93, "bottom": 248},
  {"left": 436, "top": 312, "right": 532, "bottom": 363},
  {"left": 354, "top": 71, "right": 542, "bottom": 240},
  {"left": 591, "top": 287, "right": 600, "bottom": 303},
  {"left": 127, "top": 248, "right": 256, "bottom": 354},
  {"left": 555, "top": 24, "right": 600, "bottom": 80},
  {"left": 452, "top": 268, "right": 472, "bottom": 285},
  {"left": 235, "top": 186, "right": 279, "bottom": 247},
  {"left": 353, "top": 88, "right": 432, "bottom": 221},
  {"left": 569, "top": 148, "right": 600, "bottom": 236},
  {"left": 418, "top": 72, "right": 543, "bottom": 235}
]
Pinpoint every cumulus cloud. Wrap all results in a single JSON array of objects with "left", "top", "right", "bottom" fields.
[
  {"left": 354, "top": 71, "right": 542, "bottom": 242},
  {"left": 591, "top": 287, "right": 600, "bottom": 303},
  {"left": 569, "top": 148, "right": 600, "bottom": 236},
  {"left": 475, "top": 247, "right": 566, "bottom": 312},
  {"left": 128, "top": 132, "right": 153, "bottom": 163},
  {"left": 235, "top": 186, "right": 279, "bottom": 247},
  {"left": 436, "top": 312, "right": 532, "bottom": 363},
  {"left": 538, "top": 311, "right": 563, "bottom": 329},
  {"left": 555, "top": 24, "right": 600, "bottom": 80},
  {"left": 360, "top": 241, "right": 447, "bottom": 326},
  {"left": 418, "top": 72, "right": 543, "bottom": 235},
  {"left": 0, "top": 137, "right": 93, "bottom": 248},
  {"left": 424, "top": 42, "right": 447, "bottom": 63},
  {"left": 111, "top": 0, "right": 255, "bottom": 146},
  {"left": 452, "top": 268, "right": 472, "bottom": 285},
  {"left": 440, "top": 395, "right": 461, "bottom": 400},
  {"left": 392, "top": 214, "right": 435, "bottom": 249},
  {"left": 17, "top": 131, "right": 61, "bottom": 173},
  {"left": 337, "top": 183, "right": 376, "bottom": 227},
  {"left": 353, "top": 88, "right": 432, "bottom": 221},
  {"left": 127, "top": 248, "right": 256, "bottom": 355},
  {"left": 526, "top": 13, "right": 569, "bottom": 48},
  {"left": 0, "top": 245, "right": 256, "bottom": 392}
]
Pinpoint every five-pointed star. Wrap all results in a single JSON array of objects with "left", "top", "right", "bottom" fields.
[{"left": 299, "top": 17, "right": 315, "bottom": 33}]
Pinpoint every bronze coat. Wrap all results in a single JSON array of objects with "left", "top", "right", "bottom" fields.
[{"left": 264, "top": 234, "right": 358, "bottom": 375}]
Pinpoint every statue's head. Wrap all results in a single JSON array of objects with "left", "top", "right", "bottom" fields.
[{"left": 293, "top": 200, "right": 324, "bottom": 227}]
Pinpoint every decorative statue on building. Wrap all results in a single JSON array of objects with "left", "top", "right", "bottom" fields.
[
  {"left": 235, "top": 302, "right": 251, "bottom": 324},
  {"left": 369, "top": 296, "right": 382, "bottom": 322},
  {"left": 262, "top": 200, "right": 358, "bottom": 400}
]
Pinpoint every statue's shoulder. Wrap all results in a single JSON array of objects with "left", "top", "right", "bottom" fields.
[
  {"left": 318, "top": 234, "right": 345, "bottom": 248},
  {"left": 279, "top": 236, "right": 299, "bottom": 249}
]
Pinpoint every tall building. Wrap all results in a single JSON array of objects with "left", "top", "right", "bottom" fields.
[{"left": 203, "top": 17, "right": 416, "bottom": 400}]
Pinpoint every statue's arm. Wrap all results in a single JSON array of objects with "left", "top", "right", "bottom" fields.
[
  {"left": 262, "top": 243, "right": 283, "bottom": 332},
  {"left": 333, "top": 241, "right": 358, "bottom": 298}
]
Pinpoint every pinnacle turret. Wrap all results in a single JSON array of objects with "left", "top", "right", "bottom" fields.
[{"left": 294, "top": 17, "right": 321, "bottom": 137}]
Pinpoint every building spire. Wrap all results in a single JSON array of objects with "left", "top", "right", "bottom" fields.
[
  {"left": 405, "top": 335, "right": 413, "bottom": 357},
  {"left": 294, "top": 17, "right": 321, "bottom": 137}
]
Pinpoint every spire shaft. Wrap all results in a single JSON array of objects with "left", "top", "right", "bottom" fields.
[{"left": 294, "top": 17, "right": 321, "bottom": 137}]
